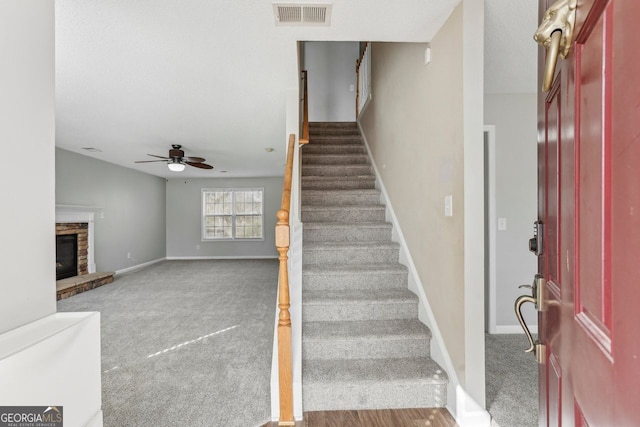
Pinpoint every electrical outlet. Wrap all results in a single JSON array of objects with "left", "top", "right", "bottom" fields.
[
  {"left": 127, "top": 252, "right": 131, "bottom": 259},
  {"left": 196, "top": 245, "right": 200, "bottom": 250}
]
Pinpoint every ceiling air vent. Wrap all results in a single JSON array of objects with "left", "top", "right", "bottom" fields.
[{"left": 273, "top": 4, "right": 332, "bottom": 26}]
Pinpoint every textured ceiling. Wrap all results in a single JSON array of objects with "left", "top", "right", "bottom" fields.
[
  {"left": 55, "top": 1, "right": 537, "bottom": 178},
  {"left": 484, "top": 0, "right": 539, "bottom": 94},
  {"left": 55, "top": 0, "right": 460, "bottom": 178}
]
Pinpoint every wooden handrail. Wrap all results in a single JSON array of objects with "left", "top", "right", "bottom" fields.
[
  {"left": 276, "top": 133, "right": 296, "bottom": 426},
  {"left": 300, "top": 70, "right": 309, "bottom": 145}
]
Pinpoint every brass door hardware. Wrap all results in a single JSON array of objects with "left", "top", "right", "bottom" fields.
[
  {"left": 515, "top": 275, "right": 546, "bottom": 364},
  {"left": 533, "top": 0, "right": 578, "bottom": 92}
]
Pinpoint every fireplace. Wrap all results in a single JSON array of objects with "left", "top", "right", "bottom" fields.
[
  {"left": 55, "top": 222, "right": 89, "bottom": 280},
  {"left": 56, "top": 234, "right": 78, "bottom": 280}
]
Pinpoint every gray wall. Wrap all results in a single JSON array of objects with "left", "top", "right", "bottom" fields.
[
  {"left": 166, "top": 177, "right": 282, "bottom": 258},
  {"left": 56, "top": 148, "right": 167, "bottom": 272},
  {"left": 304, "top": 41, "right": 359, "bottom": 122},
  {"left": 485, "top": 93, "right": 538, "bottom": 329},
  {"left": 0, "top": 1, "right": 56, "bottom": 334}
]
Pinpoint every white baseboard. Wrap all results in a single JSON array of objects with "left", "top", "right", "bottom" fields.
[
  {"left": 165, "top": 255, "right": 278, "bottom": 260},
  {"left": 455, "top": 386, "right": 491, "bottom": 427},
  {"left": 357, "top": 121, "right": 482, "bottom": 420},
  {"left": 493, "top": 325, "right": 538, "bottom": 334},
  {"left": 115, "top": 257, "right": 166, "bottom": 276}
]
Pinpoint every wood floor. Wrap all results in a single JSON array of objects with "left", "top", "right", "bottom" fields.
[{"left": 262, "top": 408, "right": 458, "bottom": 427}]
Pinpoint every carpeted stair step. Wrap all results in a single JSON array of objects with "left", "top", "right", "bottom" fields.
[
  {"left": 303, "top": 222, "right": 392, "bottom": 242},
  {"left": 302, "top": 357, "right": 448, "bottom": 411},
  {"left": 301, "top": 176, "right": 376, "bottom": 190},
  {"left": 302, "top": 164, "right": 372, "bottom": 177},
  {"left": 302, "top": 189, "right": 380, "bottom": 206},
  {"left": 309, "top": 135, "right": 363, "bottom": 144},
  {"left": 303, "top": 144, "right": 366, "bottom": 155},
  {"left": 302, "top": 154, "right": 370, "bottom": 165},
  {"left": 310, "top": 121, "right": 358, "bottom": 127},
  {"left": 303, "top": 288, "right": 418, "bottom": 321},
  {"left": 300, "top": 121, "right": 448, "bottom": 413},
  {"left": 302, "top": 319, "right": 431, "bottom": 360},
  {"left": 303, "top": 241, "right": 399, "bottom": 265},
  {"left": 301, "top": 205, "right": 385, "bottom": 223},
  {"left": 303, "top": 264, "right": 408, "bottom": 291},
  {"left": 310, "top": 123, "right": 360, "bottom": 131}
]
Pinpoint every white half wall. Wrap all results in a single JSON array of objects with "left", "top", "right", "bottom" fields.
[{"left": 0, "top": 313, "right": 103, "bottom": 427}]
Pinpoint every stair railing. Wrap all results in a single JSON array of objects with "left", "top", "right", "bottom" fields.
[
  {"left": 276, "top": 134, "right": 295, "bottom": 426},
  {"left": 356, "top": 42, "right": 371, "bottom": 118},
  {"left": 300, "top": 70, "right": 309, "bottom": 145},
  {"left": 276, "top": 70, "right": 309, "bottom": 426}
]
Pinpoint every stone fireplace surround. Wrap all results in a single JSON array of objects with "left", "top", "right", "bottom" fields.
[
  {"left": 55, "top": 206, "right": 113, "bottom": 300},
  {"left": 55, "top": 205, "right": 97, "bottom": 274},
  {"left": 56, "top": 222, "right": 88, "bottom": 278}
]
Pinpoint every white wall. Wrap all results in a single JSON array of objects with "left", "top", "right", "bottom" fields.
[
  {"left": 303, "top": 42, "right": 359, "bottom": 122},
  {"left": 485, "top": 93, "right": 538, "bottom": 331},
  {"left": 166, "top": 177, "right": 282, "bottom": 258},
  {"left": 0, "top": 0, "right": 56, "bottom": 334},
  {"left": 0, "top": 3, "right": 103, "bottom": 425},
  {"left": 56, "top": 149, "right": 167, "bottom": 273}
]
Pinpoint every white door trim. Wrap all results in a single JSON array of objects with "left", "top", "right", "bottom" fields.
[{"left": 484, "top": 125, "right": 497, "bottom": 334}]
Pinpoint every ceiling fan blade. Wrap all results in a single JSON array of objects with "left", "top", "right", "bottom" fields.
[
  {"left": 184, "top": 156, "right": 206, "bottom": 163},
  {"left": 186, "top": 161, "right": 213, "bottom": 170},
  {"left": 135, "top": 160, "right": 168, "bottom": 163},
  {"left": 147, "top": 154, "right": 170, "bottom": 160}
]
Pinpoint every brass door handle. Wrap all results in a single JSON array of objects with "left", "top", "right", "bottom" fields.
[
  {"left": 533, "top": 0, "right": 577, "bottom": 92},
  {"left": 515, "top": 295, "right": 537, "bottom": 353},
  {"left": 514, "top": 275, "right": 547, "bottom": 364}
]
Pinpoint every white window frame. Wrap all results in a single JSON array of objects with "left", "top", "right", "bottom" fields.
[{"left": 201, "top": 188, "right": 265, "bottom": 241}]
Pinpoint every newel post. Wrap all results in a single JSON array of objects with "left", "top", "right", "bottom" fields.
[{"left": 276, "top": 208, "right": 294, "bottom": 425}]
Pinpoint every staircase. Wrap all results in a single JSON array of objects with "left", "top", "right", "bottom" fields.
[{"left": 300, "top": 122, "right": 448, "bottom": 411}]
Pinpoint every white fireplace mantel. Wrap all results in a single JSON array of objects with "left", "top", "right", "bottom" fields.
[{"left": 55, "top": 205, "right": 102, "bottom": 274}]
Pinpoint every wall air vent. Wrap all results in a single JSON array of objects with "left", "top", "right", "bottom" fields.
[{"left": 273, "top": 4, "right": 332, "bottom": 26}]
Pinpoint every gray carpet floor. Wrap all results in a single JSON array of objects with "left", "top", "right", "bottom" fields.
[
  {"left": 486, "top": 333, "right": 538, "bottom": 427},
  {"left": 57, "top": 259, "right": 278, "bottom": 427},
  {"left": 57, "top": 259, "right": 537, "bottom": 426}
]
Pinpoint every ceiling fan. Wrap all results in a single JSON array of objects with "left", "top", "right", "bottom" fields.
[{"left": 135, "top": 144, "right": 213, "bottom": 172}]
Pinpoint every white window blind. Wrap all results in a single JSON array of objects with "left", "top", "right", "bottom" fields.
[{"left": 202, "top": 188, "right": 264, "bottom": 240}]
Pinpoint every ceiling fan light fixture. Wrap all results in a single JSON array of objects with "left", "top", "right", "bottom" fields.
[{"left": 168, "top": 160, "right": 185, "bottom": 172}]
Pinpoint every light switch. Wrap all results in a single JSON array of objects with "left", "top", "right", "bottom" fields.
[
  {"left": 498, "top": 217, "right": 507, "bottom": 231},
  {"left": 349, "top": 84, "right": 355, "bottom": 92},
  {"left": 444, "top": 195, "right": 453, "bottom": 217},
  {"left": 424, "top": 46, "right": 431, "bottom": 65}
]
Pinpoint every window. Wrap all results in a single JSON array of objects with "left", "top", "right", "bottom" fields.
[{"left": 202, "top": 188, "right": 264, "bottom": 240}]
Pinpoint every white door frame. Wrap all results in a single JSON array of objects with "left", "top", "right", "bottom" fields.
[{"left": 484, "top": 125, "right": 497, "bottom": 334}]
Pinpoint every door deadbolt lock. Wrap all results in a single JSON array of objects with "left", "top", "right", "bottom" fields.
[{"left": 529, "top": 220, "right": 544, "bottom": 256}]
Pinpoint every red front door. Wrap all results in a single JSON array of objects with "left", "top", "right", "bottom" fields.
[{"left": 536, "top": 0, "right": 640, "bottom": 425}]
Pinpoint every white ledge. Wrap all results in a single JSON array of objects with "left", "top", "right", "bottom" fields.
[{"left": 56, "top": 204, "right": 103, "bottom": 212}]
